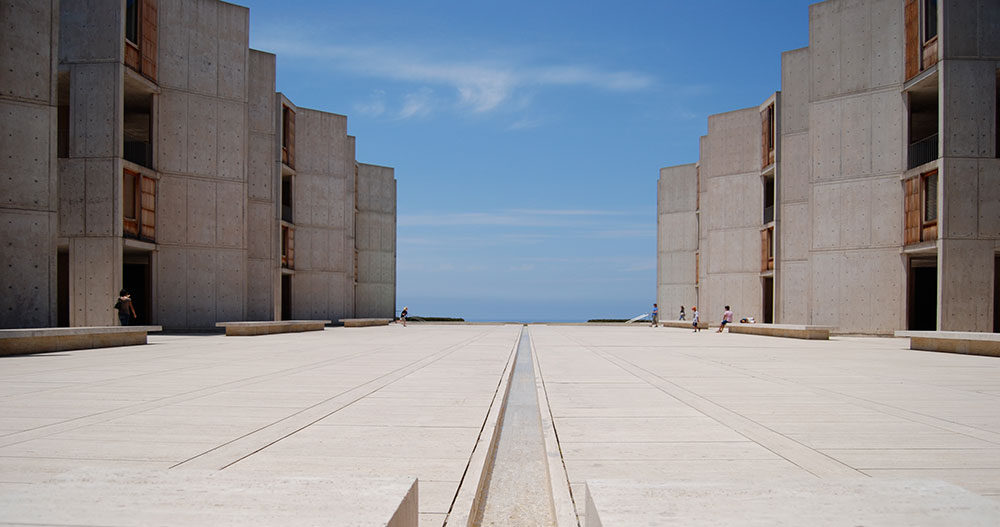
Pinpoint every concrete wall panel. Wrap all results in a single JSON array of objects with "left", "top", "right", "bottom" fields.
[
  {"left": 70, "top": 63, "right": 119, "bottom": 158},
  {"left": 942, "top": 158, "right": 980, "bottom": 239},
  {"left": 841, "top": 95, "right": 872, "bottom": 178},
  {"left": 247, "top": 132, "right": 273, "bottom": 200},
  {"left": 941, "top": 60, "right": 996, "bottom": 158},
  {"left": 157, "top": 0, "right": 189, "bottom": 90},
  {"left": 870, "top": 0, "right": 903, "bottom": 87},
  {"left": 215, "top": 249, "right": 245, "bottom": 322},
  {"left": 156, "top": 247, "right": 187, "bottom": 328},
  {"left": 810, "top": 100, "right": 842, "bottom": 182},
  {"left": 185, "top": 249, "right": 216, "bottom": 327},
  {"left": 0, "top": 0, "right": 56, "bottom": 101},
  {"left": 811, "top": 183, "right": 841, "bottom": 249},
  {"left": 186, "top": 178, "right": 216, "bottom": 245},
  {"left": 778, "top": 260, "right": 809, "bottom": 324},
  {"left": 780, "top": 203, "right": 811, "bottom": 261},
  {"left": 839, "top": 0, "right": 871, "bottom": 95},
  {"left": 217, "top": 5, "right": 248, "bottom": 101},
  {"left": 245, "top": 258, "right": 272, "bottom": 320},
  {"left": 248, "top": 51, "right": 276, "bottom": 135},
  {"left": 871, "top": 89, "right": 904, "bottom": 174},
  {"left": 157, "top": 90, "right": 188, "bottom": 173},
  {"left": 939, "top": 239, "right": 995, "bottom": 331},
  {"left": 0, "top": 210, "right": 55, "bottom": 328},
  {"left": 58, "top": 0, "right": 120, "bottom": 63},
  {"left": 84, "top": 158, "right": 117, "bottom": 237},
  {"left": 658, "top": 212, "right": 699, "bottom": 252},
  {"left": 70, "top": 236, "right": 120, "bottom": 327},
  {"left": 0, "top": 101, "right": 54, "bottom": 209},
  {"left": 841, "top": 179, "right": 871, "bottom": 247},
  {"left": 247, "top": 201, "right": 272, "bottom": 259},
  {"left": 941, "top": 0, "right": 1000, "bottom": 59},
  {"left": 870, "top": 177, "right": 901, "bottom": 246},
  {"left": 779, "top": 133, "right": 810, "bottom": 203},
  {"left": 217, "top": 100, "right": 245, "bottom": 180},
  {"left": 157, "top": 176, "right": 187, "bottom": 244},
  {"left": 781, "top": 48, "right": 811, "bottom": 134},
  {"left": 979, "top": 160, "right": 1000, "bottom": 238},
  {"left": 809, "top": 0, "right": 841, "bottom": 101},
  {"left": 187, "top": 0, "right": 220, "bottom": 97},
  {"left": 58, "top": 159, "right": 86, "bottom": 236},
  {"left": 187, "top": 95, "right": 218, "bottom": 177},
  {"left": 216, "top": 180, "right": 244, "bottom": 247}
]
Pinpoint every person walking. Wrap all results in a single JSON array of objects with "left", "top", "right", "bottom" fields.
[
  {"left": 399, "top": 306, "right": 408, "bottom": 327},
  {"left": 717, "top": 305, "right": 734, "bottom": 333},
  {"left": 115, "top": 289, "right": 137, "bottom": 326},
  {"left": 691, "top": 306, "right": 700, "bottom": 332},
  {"left": 679, "top": 305, "right": 686, "bottom": 321},
  {"left": 650, "top": 303, "right": 658, "bottom": 327}
]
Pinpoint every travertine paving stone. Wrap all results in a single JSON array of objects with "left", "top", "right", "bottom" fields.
[{"left": 530, "top": 325, "right": 1000, "bottom": 524}]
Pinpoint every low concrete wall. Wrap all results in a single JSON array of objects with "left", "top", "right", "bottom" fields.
[
  {"left": 895, "top": 331, "right": 1000, "bottom": 358},
  {"left": 660, "top": 320, "right": 708, "bottom": 330},
  {"left": 340, "top": 318, "right": 393, "bottom": 328},
  {"left": 215, "top": 320, "right": 330, "bottom": 336},
  {"left": 726, "top": 323, "right": 832, "bottom": 340},
  {"left": 0, "top": 326, "right": 162, "bottom": 356}
]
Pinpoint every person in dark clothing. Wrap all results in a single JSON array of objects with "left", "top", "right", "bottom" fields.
[{"left": 116, "top": 289, "right": 137, "bottom": 326}]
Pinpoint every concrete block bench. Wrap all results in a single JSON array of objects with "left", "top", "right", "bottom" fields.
[
  {"left": 0, "top": 326, "right": 162, "bottom": 357},
  {"left": 0, "top": 468, "right": 418, "bottom": 527},
  {"left": 660, "top": 320, "right": 708, "bottom": 330},
  {"left": 895, "top": 330, "right": 1000, "bottom": 357},
  {"left": 584, "top": 479, "right": 1000, "bottom": 527},
  {"left": 725, "top": 323, "right": 832, "bottom": 340},
  {"left": 215, "top": 320, "right": 330, "bottom": 336},
  {"left": 340, "top": 318, "right": 393, "bottom": 327}
]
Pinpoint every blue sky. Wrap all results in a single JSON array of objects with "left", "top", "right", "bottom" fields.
[{"left": 240, "top": 0, "right": 815, "bottom": 321}]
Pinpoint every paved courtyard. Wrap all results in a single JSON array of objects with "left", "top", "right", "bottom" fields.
[{"left": 2, "top": 324, "right": 1000, "bottom": 525}]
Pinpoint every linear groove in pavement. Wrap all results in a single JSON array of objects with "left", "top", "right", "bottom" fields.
[{"left": 475, "top": 327, "right": 556, "bottom": 526}]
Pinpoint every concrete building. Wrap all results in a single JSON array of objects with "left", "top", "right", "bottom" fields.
[
  {"left": 0, "top": 0, "right": 396, "bottom": 330},
  {"left": 658, "top": 0, "right": 1000, "bottom": 334}
]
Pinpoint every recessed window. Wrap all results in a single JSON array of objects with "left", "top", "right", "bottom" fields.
[
  {"left": 923, "top": 171, "right": 938, "bottom": 223},
  {"left": 125, "top": 0, "right": 139, "bottom": 44},
  {"left": 923, "top": 0, "right": 937, "bottom": 42}
]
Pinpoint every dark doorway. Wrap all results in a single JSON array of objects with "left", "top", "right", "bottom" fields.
[
  {"left": 994, "top": 256, "right": 999, "bottom": 332},
  {"left": 908, "top": 259, "right": 937, "bottom": 330},
  {"left": 281, "top": 274, "right": 292, "bottom": 321},
  {"left": 762, "top": 277, "right": 774, "bottom": 324},
  {"left": 123, "top": 254, "right": 151, "bottom": 325},
  {"left": 57, "top": 250, "right": 69, "bottom": 326}
]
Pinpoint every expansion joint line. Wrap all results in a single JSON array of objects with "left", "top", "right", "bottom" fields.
[{"left": 558, "top": 329, "right": 862, "bottom": 479}]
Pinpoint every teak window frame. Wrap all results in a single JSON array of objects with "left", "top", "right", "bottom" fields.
[
  {"left": 123, "top": 169, "right": 156, "bottom": 242},
  {"left": 904, "top": 171, "right": 938, "bottom": 245},
  {"left": 124, "top": 0, "right": 157, "bottom": 82},
  {"left": 761, "top": 104, "right": 775, "bottom": 168}
]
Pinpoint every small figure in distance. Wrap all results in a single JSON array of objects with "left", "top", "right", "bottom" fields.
[
  {"left": 399, "top": 306, "right": 408, "bottom": 327},
  {"left": 717, "top": 305, "right": 734, "bottom": 333},
  {"left": 679, "top": 305, "right": 685, "bottom": 321},
  {"left": 650, "top": 303, "right": 658, "bottom": 327},
  {"left": 691, "top": 306, "right": 700, "bottom": 332},
  {"left": 115, "top": 289, "right": 137, "bottom": 326}
]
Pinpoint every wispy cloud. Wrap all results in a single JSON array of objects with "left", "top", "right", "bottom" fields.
[{"left": 255, "top": 39, "right": 657, "bottom": 116}]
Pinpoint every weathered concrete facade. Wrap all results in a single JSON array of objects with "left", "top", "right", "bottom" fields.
[
  {"left": 658, "top": 0, "right": 1000, "bottom": 334},
  {"left": 0, "top": 0, "right": 60, "bottom": 329},
  {"left": 0, "top": 0, "right": 396, "bottom": 330}
]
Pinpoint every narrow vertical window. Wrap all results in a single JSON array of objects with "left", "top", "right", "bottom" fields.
[
  {"left": 923, "top": 171, "right": 938, "bottom": 223},
  {"left": 125, "top": 0, "right": 140, "bottom": 44},
  {"left": 923, "top": 0, "right": 937, "bottom": 42}
]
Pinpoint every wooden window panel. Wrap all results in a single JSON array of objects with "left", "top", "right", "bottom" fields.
[
  {"left": 904, "top": 0, "right": 920, "bottom": 80},
  {"left": 140, "top": 176, "right": 155, "bottom": 242},
  {"left": 140, "top": 0, "right": 158, "bottom": 81},
  {"left": 904, "top": 177, "right": 921, "bottom": 245},
  {"left": 281, "top": 225, "right": 295, "bottom": 269},
  {"left": 760, "top": 226, "right": 774, "bottom": 272},
  {"left": 286, "top": 108, "right": 295, "bottom": 169},
  {"left": 123, "top": 170, "right": 140, "bottom": 237}
]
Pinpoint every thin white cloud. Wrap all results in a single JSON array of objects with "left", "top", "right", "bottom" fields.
[
  {"left": 353, "top": 89, "right": 386, "bottom": 117},
  {"left": 255, "top": 39, "right": 656, "bottom": 116},
  {"left": 398, "top": 88, "right": 435, "bottom": 119}
]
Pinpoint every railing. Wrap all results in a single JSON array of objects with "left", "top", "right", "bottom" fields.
[{"left": 908, "top": 133, "right": 938, "bottom": 169}]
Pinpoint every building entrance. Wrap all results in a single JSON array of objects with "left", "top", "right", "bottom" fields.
[
  {"left": 762, "top": 277, "right": 774, "bottom": 323},
  {"left": 281, "top": 275, "right": 291, "bottom": 321},
  {"left": 908, "top": 258, "right": 937, "bottom": 330},
  {"left": 123, "top": 253, "right": 151, "bottom": 325}
]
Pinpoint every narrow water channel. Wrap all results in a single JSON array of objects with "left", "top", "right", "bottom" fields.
[{"left": 475, "top": 327, "right": 556, "bottom": 526}]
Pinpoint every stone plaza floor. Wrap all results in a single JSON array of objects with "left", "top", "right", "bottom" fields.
[{"left": 1, "top": 324, "right": 999, "bottom": 525}]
